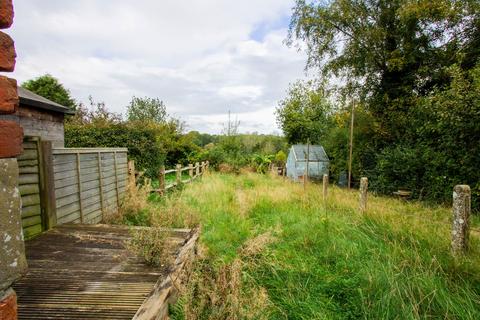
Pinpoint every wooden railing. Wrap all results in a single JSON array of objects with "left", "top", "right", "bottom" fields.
[{"left": 127, "top": 160, "right": 209, "bottom": 194}]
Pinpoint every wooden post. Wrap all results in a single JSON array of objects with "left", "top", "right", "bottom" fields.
[
  {"left": 322, "top": 174, "right": 328, "bottom": 202},
  {"left": 128, "top": 160, "right": 136, "bottom": 190},
  {"left": 451, "top": 185, "right": 471, "bottom": 256},
  {"left": 348, "top": 101, "right": 355, "bottom": 189},
  {"left": 188, "top": 163, "right": 194, "bottom": 179},
  {"left": 159, "top": 165, "right": 165, "bottom": 194},
  {"left": 98, "top": 152, "right": 105, "bottom": 220},
  {"left": 176, "top": 164, "right": 182, "bottom": 185},
  {"left": 303, "top": 140, "right": 310, "bottom": 191},
  {"left": 359, "top": 177, "right": 368, "bottom": 213},
  {"left": 201, "top": 161, "right": 205, "bottom": 175},
  {"left": 76, "top": 152, "right": 84, "bottom": 223},
  {"left": 195, "top": 162, "right": 200, "bottom": 177},
  {"left": 39, "top": 141, "right": 57, "bottom": 229},
  {"left": 206, "top": 161, "right": 209, "bottom": 172},
  {"left": 113, "top": 151, "right": 120, "bottom": 209}
]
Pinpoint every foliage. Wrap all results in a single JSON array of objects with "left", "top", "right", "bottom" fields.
[
  {"left": 250, "top": 154, "right": 274, "bottom": 174},
  {"left": 66, "top": 122, "right": 166, "bottom": 179},
  {"left": 276, "top": 80, "right": 332, "bottom": 144},
  {"left": 159, "top": 173, "right": 480, "bottom": 319},
  {"left": 373, "top": 64, "right": 480, "bottom": 208},
  {"left": 22, "top": 74, "right": 76, "bottom": 110},
  {"left": 126, "top": 96, "right": 168, "bottom": 123},
  {"left": 274, "top": 150, "right": 287, "bottom": 166},
  {"left": 288, "top": 0, "right": 480, "bottom": 142},
  {"left": 193, "top": 133, "right": 288, "bottom": 172}
]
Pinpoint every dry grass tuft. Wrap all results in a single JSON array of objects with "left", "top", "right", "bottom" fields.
[
  {"left": 240, "top": 231, "right": 276, "bottom": 258},
  {"left": 105, "top": 179, "right": 153, "bottom": 224},
  {"left": 126, "top": 227, "right": 174, "bottom": 267}
]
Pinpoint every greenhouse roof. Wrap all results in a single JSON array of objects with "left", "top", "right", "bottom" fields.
[{"left": 291, "top": 144, "right": 329, "bottom": 162}]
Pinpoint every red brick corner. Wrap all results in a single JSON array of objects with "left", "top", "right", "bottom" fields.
[
  {"left": 0, "top": 76, "right": 18, "bottom": 114},
  {"left": 0, "top": 31, "right": 16, "bottom": 72},
  {"left": 0, "top": 289, "right": 17, "bottom": 320},
  {"left": 0, "top": 120, "right": 23, "bottom": 158},
  {"left": 0, "top": 0, "right": 14, "bottom": 29}
]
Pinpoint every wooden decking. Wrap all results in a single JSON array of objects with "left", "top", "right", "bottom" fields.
[{"left": 13, "top": 224, "right": 197, "bottom": 320}]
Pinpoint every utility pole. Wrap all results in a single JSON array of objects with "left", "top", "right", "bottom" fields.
[
  {"left": 304, "top": 139, "right": 310, "bottom": 190},
  {"left": 348, "top": 101, "right": 355, "bottom": 189},
  {"left": 227, "top": 110, "right": 231, "bottom": 136}
]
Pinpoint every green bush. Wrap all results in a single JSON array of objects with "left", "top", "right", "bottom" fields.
[{"left": 65, "top": 122, "right": 165, "bottom": 179}]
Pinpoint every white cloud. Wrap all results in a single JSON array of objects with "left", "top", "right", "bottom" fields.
[{"left": 9, "top": 0, "right": 308, "bottom": 134}]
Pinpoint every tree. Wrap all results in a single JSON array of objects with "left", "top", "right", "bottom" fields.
[
  {"left": 288, "top": 0, "right": 480, "bottom": 142},
  {"left": 276, "top": 80, "right": 331, "bottom": 144},
  {"left": 67, "top": 96, "right": 122, "bottom": 126},
  {"left": 126, "top": 96, "right": 167, "bottom": 123},
  {"left": 22, "top": 74, "right": 76, "bottom": 110}
]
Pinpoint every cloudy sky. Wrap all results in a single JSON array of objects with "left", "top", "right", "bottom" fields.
[{"left": 9, "top": 0, "right": 309, "bottom": 134}]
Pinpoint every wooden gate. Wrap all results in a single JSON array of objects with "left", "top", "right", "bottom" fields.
[{"left": 18, "top": 137, "right": 44, "bottom": 239}]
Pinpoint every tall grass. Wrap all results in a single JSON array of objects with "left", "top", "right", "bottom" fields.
[{"left": 148, "top": 173, "right": 480, "bottom": 319}]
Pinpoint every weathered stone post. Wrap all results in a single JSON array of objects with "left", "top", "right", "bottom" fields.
[
  {"left": 359, "top": 177, "right": 368, "bottom": 213},
  {"left": 158, "top": 165, "right": 165, "bottom": 194},
  {"left": 188, "top": 163, "right": 194, "bottom": 179},
  {"left": 195, "top": 162, "right": 200, "bottom": 177},
  {"left": 176, "top": 164, "right": 182, "bottom": 185},
  {"left": 322, "top": 174, "right": 329, "bottom": 202},
  {"left": 451, "top": 185, "right": 471, "bottom": 256},
  {"left": 127, "top": 160, "right": 135, "bottom": 191}
]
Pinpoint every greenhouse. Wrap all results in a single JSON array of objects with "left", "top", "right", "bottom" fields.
[{"left": 286, "top": 144, "right": 329, "bottom": 182}]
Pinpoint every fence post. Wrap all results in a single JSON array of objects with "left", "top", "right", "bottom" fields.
[
  {"left": 201, "top": 161, "right": 205, "bottom": 175},
  {"left": 76, "top": 152, "right": 84, "bottom": 223},
  {"left": 188, "top": 163, "right": 194, "bottom": 179},
  {"left": 359, "top": 177, "right": 368, "bottom": 213},
  {"left": 159, "top": 165, "right": 165, "bottom": 194},
  {"left": 39, "top": 141, "right": 57, "bottom": 229},
  {"left": 206, "top": 161, "right": 209, "bottom": 172},
  {"left": 323, "top": 174, "right": 328, "bottom": 202},
  {"left": 451, "top": 185, "right": 471, "bottom": 256},
  {"left": 195, "top": 162, "right": 200, "bottom": 177},
  {"left": 128, "top": 160, "right": 136, "bottom": 190},
  {"left": 176, "top": 164, "right": 182, "bottom": 185}
]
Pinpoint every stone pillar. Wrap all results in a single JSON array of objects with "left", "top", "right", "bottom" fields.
[
  {"left": 359, "top": 177, "right": 368, "bottom": 213},
  {"left": 322, "top": 174, "right": 328, "bottom": 202},
  {"left": 0, "top": 159, "right": 27, "bottom": 319},
  {"left": 451, "top": 185, "right": 471, "bottom": 256},
  {"left": 0, "top": 2, "right": 26, "bottom": 319}
]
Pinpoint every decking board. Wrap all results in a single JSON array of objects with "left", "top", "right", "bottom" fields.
[{"left": 13, "top": 224, "right": 193, "bottom": 320}]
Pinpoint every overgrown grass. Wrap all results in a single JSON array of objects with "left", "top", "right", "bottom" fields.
[{"left": 145, "top": 173, "right": 480, "bottom": 319}]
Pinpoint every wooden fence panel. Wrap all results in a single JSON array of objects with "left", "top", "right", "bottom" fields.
[
  {"left": 18, "top": 137, "right": 44, "bottom": 239},
  {"left": 52, "top": 148, "right": 128, "bottom": 225}
]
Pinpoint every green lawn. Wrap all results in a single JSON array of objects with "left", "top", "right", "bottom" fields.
[{"left": 143, "top": 173, "right": 480, "bottom": 319}]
